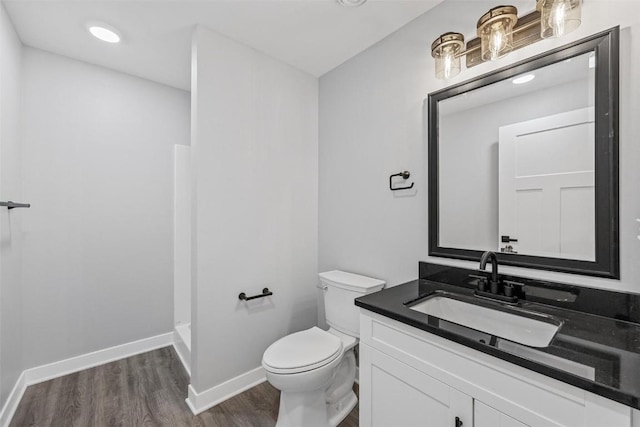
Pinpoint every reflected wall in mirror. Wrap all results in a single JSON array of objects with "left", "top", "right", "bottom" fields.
[{"left": 428, "top": 27, "right": 619, "bottom": 278}]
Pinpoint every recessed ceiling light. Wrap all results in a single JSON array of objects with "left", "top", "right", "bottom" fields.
[
  {"left": 512, "top": 74, "right": 536, "bottom": 85},
  {"left": 337, "top": 0, "right": 367, "bottom": 7},
  {"left": 87, "top": 23, "right": 121, "bottom": 43}
]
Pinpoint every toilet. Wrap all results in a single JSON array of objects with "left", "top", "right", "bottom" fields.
[{"left": 262, "top": 270, "right": 385, "bottom": 427}]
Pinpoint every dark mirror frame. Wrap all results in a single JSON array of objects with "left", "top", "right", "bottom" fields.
[{"left": 428, "top": 27, "right": 620, "bottom": 279}]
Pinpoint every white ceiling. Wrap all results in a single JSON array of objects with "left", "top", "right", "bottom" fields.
[{"left": 3, "top": 0, "right": 443, "bottom": 91}]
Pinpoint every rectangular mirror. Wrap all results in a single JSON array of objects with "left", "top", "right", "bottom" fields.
[{"left": 428, "top": 27, "right": 619, "bottom": 278}]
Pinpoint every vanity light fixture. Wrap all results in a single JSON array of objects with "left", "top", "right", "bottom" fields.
[
  {"left": 87, "top": 23, "right": 121, "bottom": 44},
  {"left": 512, "top": 73, "right": 535, "bottom": 84},
  {"left": 431, "top": 0, "right": 583, "bottom": 80}
]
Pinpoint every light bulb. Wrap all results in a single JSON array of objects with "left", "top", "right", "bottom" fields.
[
  {"left": 488, "top": 25, "right": 506, "bottom": 60},
  {"left": 443, "top": 51, "right": 454, "bottom": 79},
  {"left": 549, "top": 0, "right": 568, "bottom": 37}
]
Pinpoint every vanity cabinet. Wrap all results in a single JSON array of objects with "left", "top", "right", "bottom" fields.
[{"left": 358, "top": 310, "right": 634, "bottom": 427}]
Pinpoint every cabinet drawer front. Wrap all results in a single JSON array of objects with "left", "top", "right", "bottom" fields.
[{"left": 361, "top": 311, "right": 584, "bottom": 426}]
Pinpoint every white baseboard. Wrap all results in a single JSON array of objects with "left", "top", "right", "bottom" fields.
[
  {"left": 0, "top": 331, "right": 173, "bottom": 427},
  {"left": 0, "top": 372, "right": 27, "bottom": 427},
  {"left": 186, "top": 366, "right": 266, "bottom": 415},
  {"left": 24, "top": 332, "right": 173, "bottom": 386}
]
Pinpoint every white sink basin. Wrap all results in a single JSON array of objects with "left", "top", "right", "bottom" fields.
[{"left": 408, "top": 295, "right": 561, "bottom": 348}]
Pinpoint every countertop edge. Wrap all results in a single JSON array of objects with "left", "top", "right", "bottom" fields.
[{"left": 355, "top": 289, "right": 640, "bottom": 411}]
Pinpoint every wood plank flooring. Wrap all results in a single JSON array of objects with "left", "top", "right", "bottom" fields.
[{"left": 10, "top": 347, "right": 359, "bottom": 427}]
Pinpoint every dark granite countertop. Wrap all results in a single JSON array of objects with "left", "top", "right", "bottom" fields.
[{"left": 355, "top": 263, "right": 640, "bottom": 410}]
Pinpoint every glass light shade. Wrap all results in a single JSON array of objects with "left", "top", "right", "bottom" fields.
[
  {"left": 477, "top": 6, "right": 518, "bottom": 62},
  {"left": 431, "top": 32, "right": 464, "bottom": 80},
  {"left": 538, "top": 0, "right": 582, "bottom": 38}
]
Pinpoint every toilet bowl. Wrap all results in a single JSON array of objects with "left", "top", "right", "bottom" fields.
[
  {"left": 263, "top": 327, "right": 357, "bottom": 427},
  {"left": 262, "top": 271, "right": 385, "bottom": 427}
]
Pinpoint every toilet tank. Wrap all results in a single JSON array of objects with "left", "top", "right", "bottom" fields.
[{"left": 319, "top": 270, "right": 385, "bottom": 338}]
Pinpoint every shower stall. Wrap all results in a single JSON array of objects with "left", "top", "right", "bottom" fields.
[{"left": 174, "top": 144, "right": 191, "bottom": 374}]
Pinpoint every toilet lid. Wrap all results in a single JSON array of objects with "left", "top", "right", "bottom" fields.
[{"left": 262, "top": 327, "right": 343, "bottom": 374}]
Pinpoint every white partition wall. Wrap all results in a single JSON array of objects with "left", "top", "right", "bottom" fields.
[
  {"left": 188, "top": 26, "right": 318, "bottom": 413},
  {"left": 0, "top": 2, "right": 25, "bottom": 412}
]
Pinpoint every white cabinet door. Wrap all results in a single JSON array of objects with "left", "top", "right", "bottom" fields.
[
  {"left": 359, "top": 343, "right": 472, "bottom": 427},
  {"left": 475, "top": 401, "right": 528, "bottom": 427}
]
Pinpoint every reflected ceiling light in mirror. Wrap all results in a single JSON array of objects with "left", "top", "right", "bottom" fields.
[
  {"left": 538, "top": 0, "right": 582, "bottom": 38},
  {"left": 87, "top": 23, "right": 121, "bottom": 43},
  {"left": 512, "top": 74, "right": 535, "bottom": 84},
  {"left": 477, "top": 6, "right": 518, "bottom": 61},
  {"left": 336, "top": 0, "right": 367, "bottom": 7},
  {"left": 431, "top": 32, "right": 465, "bottom": 80},
  {"left": 430, "top": 2, "right": 583, "bottom": 79}
]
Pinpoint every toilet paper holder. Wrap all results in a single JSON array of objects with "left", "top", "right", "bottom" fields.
[{"left": 389, "top": 171, "right": 414, "bottom": 191}]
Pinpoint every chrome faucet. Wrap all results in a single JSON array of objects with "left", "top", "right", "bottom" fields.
[{"left": 479, "top": 251, "right": 500, "bottom": 293}]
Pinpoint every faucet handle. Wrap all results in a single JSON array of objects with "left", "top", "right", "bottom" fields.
[
  {"left": 503, "top": 280, "right": 524, "bottom": 297},
  {"left": 503, "top": 280, "right": 525, "bottom": 287},
  {"left": 468, "top": 274, "right": 488, "bottom": 292}
]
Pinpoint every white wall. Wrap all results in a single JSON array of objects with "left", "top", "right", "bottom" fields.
[
  {"left": 19, "top": 48, "right": 190, "bottom": 370},
  {"left": 319, "top": 0, "right": 640, "bottom": 293},
  {"left": 0, "top": 3, "right": 24, "bottom": 407},
  {"left": 190, "top": 27, "right": 318, "bottom": 394}
]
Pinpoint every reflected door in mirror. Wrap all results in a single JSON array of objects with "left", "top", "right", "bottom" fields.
[{"left": 498, "top": 108, "right": 595, "bottom": 261}]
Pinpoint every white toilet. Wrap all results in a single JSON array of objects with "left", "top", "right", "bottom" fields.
[{"left": 262, "top": 270, "right": 385, "bottom": 427}]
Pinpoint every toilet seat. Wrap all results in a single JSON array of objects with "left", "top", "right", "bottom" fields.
[{"left": 263, "top": 327, "right": 343, "bottom": 374}]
